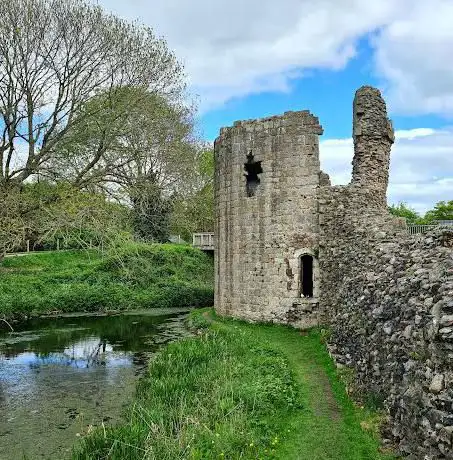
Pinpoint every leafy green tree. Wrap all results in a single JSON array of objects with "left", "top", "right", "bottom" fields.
[
  {"left": 388, "top": 202, "right": 423, "bottom": 223},
  {"left": 170, "top": 148, "right": 214, "bottom": 241},
  {"left": 130, "top": 173, "right": 173, "bottom": 243},
  {"left": 52, "top": 86, "right": 197, "bottom": 242},
  {"left": 48, "top": 87, "right": 195, "bottom": 191},
  {"left": 424, "top": 200, "right": 453, "bottom": 222}
]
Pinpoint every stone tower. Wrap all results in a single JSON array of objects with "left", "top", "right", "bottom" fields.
[{"left": 214, "top": 111, "right": 323, "bottom": 328}]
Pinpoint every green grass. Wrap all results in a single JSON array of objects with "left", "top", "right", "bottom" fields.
[
  {"left": 73, "top": 309, "right": 396, "bottom": 460},
  {"left": 0, "top": 243, "right": 213, "bottom": 316}
]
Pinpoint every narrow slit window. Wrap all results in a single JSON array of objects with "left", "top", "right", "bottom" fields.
[
  {"left": 244, "top": 151, "right": 262, "bottom": 197},
  {"left": 300, "top": 255, "right": 314, "bottom": 298}
]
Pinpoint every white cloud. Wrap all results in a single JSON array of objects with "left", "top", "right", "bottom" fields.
[
  {"left": 392, "top": 128, "right": 436, "bottom": 140},
  {"left": 319, "top": 137, "right": 354, "bottom": 185},
  {"left": 95, "top": 1, "right": 453, "bottom": 117},
  {"left": 320, "top": 128, "right": 453, "bottom": 213},
  {"left": 95, "top": 1, "right": 453, "bottom": 212},
  {"left": 98, "top": 0, "right": 407, "bottom": 111},
  {"left": 374, "top": 0, "right": 453, "bottom": 116}
]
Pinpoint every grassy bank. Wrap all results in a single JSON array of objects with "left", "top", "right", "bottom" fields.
[
  {"left": 0, "top": 243, "right": 213, "bottom": 317},
  {"left": 74, "top": 309, "right": 395, "bottom": 460}
]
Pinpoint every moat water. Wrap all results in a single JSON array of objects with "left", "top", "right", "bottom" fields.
[{"left": 0, "top": 309, "right": 191, "bottom": 459}]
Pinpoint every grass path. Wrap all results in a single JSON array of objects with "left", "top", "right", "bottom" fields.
[{"left": 210, "top": 313, "right": 395, "bottom": 460}]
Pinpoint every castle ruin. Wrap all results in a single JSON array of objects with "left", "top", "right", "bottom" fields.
[{"left": 214, "top": 86, "right": 453, "bottom": 459}]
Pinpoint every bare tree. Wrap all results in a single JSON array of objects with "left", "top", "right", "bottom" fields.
[{"left": 0, "top": 0, "right": 185, "bottom": 189}]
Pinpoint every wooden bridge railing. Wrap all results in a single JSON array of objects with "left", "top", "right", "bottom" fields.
[{"left": 192, "top": 233, "right": 215, "bottom": 251}]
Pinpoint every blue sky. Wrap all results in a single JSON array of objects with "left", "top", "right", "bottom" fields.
[
  {"left": 199, "top": 37, "right": 448, "bottom": 141},
  {"left": 100, "top": 0, "right": 453, "bottom": 213}
]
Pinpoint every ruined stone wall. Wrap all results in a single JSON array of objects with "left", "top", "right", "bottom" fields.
[
  {"left": 214, "top": 111, "right": 323, "bottom": 327},
  {"left": 319, "top": 87, "right": 453, "bottom": 459},
  {"left": 320, "top": 192, "right": 453, "bottom": 458},
  {"left": 351, "top": 86, "right": 394, "bottom": 207}
]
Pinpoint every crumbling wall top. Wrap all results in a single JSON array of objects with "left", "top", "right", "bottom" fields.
[
  {"left": 353, "top": 86, "right": 394, "bottom": 141},
  {"left": 351, "top": 86, "right": 394, "bottom": 204},
  {"left": 218, "top": 109, "right": 323, "bottom": 137}
]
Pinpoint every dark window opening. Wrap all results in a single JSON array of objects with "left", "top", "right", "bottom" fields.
[
  {"left": 244, "top": 151, "right": 263, "bottom": 197},
  {"left": 300, "top": 255, "right": 314, "bottom": 298}
]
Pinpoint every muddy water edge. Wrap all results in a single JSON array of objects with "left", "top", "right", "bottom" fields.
[{"left": 0, "top": 309, "right": 193, "bottom": 459}]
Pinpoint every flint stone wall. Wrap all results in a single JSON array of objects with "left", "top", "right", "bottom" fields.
[
  {"left": 319, "top": 185, "right": 453, "bottom": 458},
  {"left": 318, "top": 87, "right": 453, "bottom": 459}
]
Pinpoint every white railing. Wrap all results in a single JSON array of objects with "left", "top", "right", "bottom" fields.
[
  {"left": 407, "top": 223, "right": 453, "bottom": 235},
  {"left": 192, "top": 233, "right": 215, "bottom": 250},
  {"left": 407, "top": 224, "right": 438, "bottom": 235}
]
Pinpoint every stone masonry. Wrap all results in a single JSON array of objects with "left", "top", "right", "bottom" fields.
[
  {"left": 214, "top": 111, "right": 323, "bottom": 328},
  {"left": 351, "top": 86, "right": 395, "bottom": 206},
  {"left": 214, "top": 86, "right": 453, "bottom": 458}
]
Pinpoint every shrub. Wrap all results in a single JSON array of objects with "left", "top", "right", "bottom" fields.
[{"left": 0, "top": 244, "right": 214, "bottom": 316}]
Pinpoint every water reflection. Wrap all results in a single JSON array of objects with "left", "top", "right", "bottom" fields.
[{"left": 0, "top": 309, "right": 191, "bottom": 460}]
